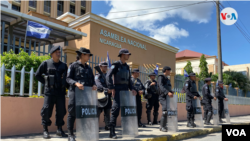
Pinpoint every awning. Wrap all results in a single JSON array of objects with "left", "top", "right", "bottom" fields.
[{"left": 1, "top": 7, "right": 87, "bottom": 44}]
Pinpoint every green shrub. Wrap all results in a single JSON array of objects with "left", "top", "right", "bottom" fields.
[{"left": 0, "top": 49, "right": 50, "bottom": 94}]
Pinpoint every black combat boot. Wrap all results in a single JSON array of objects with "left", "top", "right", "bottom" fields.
[
  {"left": 68, "top": 130, "right": 76, "bottom": 141},
  {"left": 159, "top": 111, "right": 168, "bottom": 132},
  {"left": 138, "top": 120, "right": 146, "bottom": 127},
  {"left": 153, "top": 112, "right": 159, "bottom": 125},
  {"left": 56, "top": 126, "right": 68, "bottom": 137},
  {"left": 109, "top": 126, "right": 117, "bottom": 139},
  {"left": 43, "top": 125, "right": 50, "bottom": 139},
  {"left": 191, "top": 118, "right": 196, "bottom": 127},
  {"left": 186, "top": 118, "right": 194, "bottom": 128},
  {"left": 205, "top": 112, "right": 213, "bottom": 125},
  {"left": 147, "top": 111, "right": 152, "bottom": 125}
]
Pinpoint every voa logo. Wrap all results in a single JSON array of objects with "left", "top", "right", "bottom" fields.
[
  {"left": 226, "top": 129, "right": 246, "bottom": 136},
  {"left": 220, "top": 7, "right": 238, "bottom": 25}
]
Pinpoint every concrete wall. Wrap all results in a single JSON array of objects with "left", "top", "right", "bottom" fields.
[{"left": 2, "top": 97, "right": 250, "bottom": 137}]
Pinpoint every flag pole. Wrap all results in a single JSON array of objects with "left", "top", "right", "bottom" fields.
[{"left": 23, "top": 20, "right": 29, "bottom": 53}]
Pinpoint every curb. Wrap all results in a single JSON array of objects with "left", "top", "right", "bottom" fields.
[{"left": 140, "top": 122, "right": 250, "bottom": 141}]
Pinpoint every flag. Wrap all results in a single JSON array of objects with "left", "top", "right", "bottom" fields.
[
  {"left": 26, "top": 21, "right": 52, "bottom": 39},
  {"left": 154, "top": 65, "right": 159, "bottom": 75},
  {"left": 229, "top": 83, "right": 232, "bottom": 87},
  {"left": 106, "top": 51, "right": 111, "bottom": 68},
  {"left": 216, "top": 80, "right": 218, "bottom": 86},
  {"left": 184, "top": 69, "right": 189, "bottom": 77}
]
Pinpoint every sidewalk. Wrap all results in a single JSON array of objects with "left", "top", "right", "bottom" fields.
[{"left": 2, "top": 115, "right": 250, "bottom": 141}]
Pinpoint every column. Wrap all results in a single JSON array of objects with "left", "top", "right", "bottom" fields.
[
  {"left": 195, "top": 77, "right": 200, "bottom": 91},
  {"left": 51, "top": 0, "right": 58, "bottom": 18},
  {"left": 235, "top": 87, "right": 239, "bottom": 96},
  {"left": 20, "top": 0, "right": 29, "bottom": 14},
  {"left": 225, "top": 85, "right": 229, "bottom": 95},
  {"left": 62, "top": 46, "right": 78, "bottom": 65},
  {"left": 86, "top": 0, "right": 92, "bottom": 13},
  {"left": 170, "top": 72, "right": 175, "bottom": 89},
  {"left": 63, "top": 0, "right": 70, "bottom": 13},
  {"left": 36, "top": 0, "right": 44, "bottom": 14},
  {"left": 75, "top": 0, "right": 81, "bottom": 16}
]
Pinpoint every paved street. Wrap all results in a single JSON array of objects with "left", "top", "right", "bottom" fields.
[
  {"left": 1, "top": 115, "right": 250, "bottom": 141},
  {"left": 176, "top": 132, "right": 222, "bottom": 141}
]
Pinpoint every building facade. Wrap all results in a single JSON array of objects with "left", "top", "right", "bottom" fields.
[
  {"left": 224, "top": 64, "right": 250, "bottom": 80},
  {"left": 176, "top": 50, "right": 228, "bottom": 75},
  {"left": 8, "top": 0, "right": 91, "bottom": 18}
]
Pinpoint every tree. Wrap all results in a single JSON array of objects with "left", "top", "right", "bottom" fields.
[
  {"left": 1, "top": 49, "right": 50, "bottom": 94},
  {"left": 184, "top": 61, "right": 193, "bottom": 74},
  {"left": 199, "top": 54, "right": 209, "bottom": 80}
]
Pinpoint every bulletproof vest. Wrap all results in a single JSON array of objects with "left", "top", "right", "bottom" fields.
[
  {"left": 132, "top": 78, "right": 142, "bottom": 91},
  {"left": 217, "top": 86, "right": 225, "bottom": 97},
  {"left": 100, "top": 73, "right": 107, "bottom": 88},
  {"left": 165, "top": 79, "right": 172, "bottom": 92},
  {"left": 45, "top": 59, "right": 66, "bottom": 89},
  {"left": 190, "top": 80, "right": 198, "bottom": 93},
  {"left": 114, "top": 65, "right": 129, "bottom": 85},
  {"left": 149, "top": 80, "right": 157, "bottom": 94},
  {"left": 75, "top": 64, "right": 93, "bottom": 85}
]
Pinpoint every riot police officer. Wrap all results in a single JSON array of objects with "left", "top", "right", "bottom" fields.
[
  {"left": 184, "top": 73, "right": 202, "bottom": 128},
  {"left": 106, "top": 48, "right": 137, "bottom": 139},
  {"left": 215, "top": 81, "right": 228, "bottom": 123},
  {"left": 95, "top": 61, "right": 112, "bottom": 131},
  {"left": 35, "top": 45, "right": 68, "bottom": 139},
  {"left": 202, "top": 78, "right": 217, "bottom": 125},
  {"left": 145, "top": 72, "right": 159, "bottom": 125},
  {"left": 131, "top": 69, "right": 146, "bottom": 127},
  {"left": 157, "top": 66, "right": 174, "bottom": 132},
  {"left": 66, "top": 47, "right": 97, "bottom": 141}
]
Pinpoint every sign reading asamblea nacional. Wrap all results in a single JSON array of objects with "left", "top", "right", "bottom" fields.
[{"left": 99, "top": 29, "right": 147, "bottom": 50}]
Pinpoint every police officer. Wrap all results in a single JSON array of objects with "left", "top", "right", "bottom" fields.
[
  {"left": 131, "top": 68, "right": 146, "bottom": 127},
  {"left": 184, "top": 73, "right": 202, "bottom": 128},
  {"left": 157, "top": 66, "right": 174, "bottom": 132},
  {"left": 95, "top": 61, "right": 112, "bottom": 131},
  {"left": 106, "top": 48, "right": 137, "bottom": 139},
  {"left": 66, "top": 47, "right": 97, "bottom": 141},
  {"left": 215, "top": 81, "right": 228, "bottom": 123},
  {"left": 202, "top": 78, "right": 217, "bottom": 125},
  {"left": 35, "top": 45, "right": 68, "bottom": 139},
  {"left": 145, "top": 72, "right": 159, "bottom": 125}
]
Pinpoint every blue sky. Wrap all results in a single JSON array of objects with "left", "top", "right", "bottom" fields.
[{"left": 92, "top": 1, "right": 250, "bottom": 65}]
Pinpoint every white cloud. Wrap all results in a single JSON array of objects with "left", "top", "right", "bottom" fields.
[{"left": 102, "top": 1, "right": 214, "bottom": 44}]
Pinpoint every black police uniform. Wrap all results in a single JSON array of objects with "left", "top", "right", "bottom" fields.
[
  {"left": 157, "top": 66, "right": 173, "bottom": 132},
  {"left": 35, "top": 46, "right": 68, "bottom": 138},
  {"left": 145, "top": 76, "right": 159, "bottom": 125},
  {"left": 131, "top": 74, "right": 146, "bottom": 127},
  {"left": 184, "top": 74, "right": 201, "bottom": 128},
  {"left": 202, "top": 82, "right": 214, "bottom": 125},
  {"left": 66, "top": 61, "right": 95, "bottom": 136},
  {"left": 215, "top": 84, "right": 226, "bottom": 122},
  {"left": 95, "top": 72, "right": 112, "bottom": 130}
]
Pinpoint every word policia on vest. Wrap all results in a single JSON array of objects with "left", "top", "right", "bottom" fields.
[{"left": 99, "top": 29, "right": 147, "bottom": 50}]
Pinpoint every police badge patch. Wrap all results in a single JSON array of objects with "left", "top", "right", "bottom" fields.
[
  {"left": 111, "top": 65, "right": 115, "bottom": 69},
  {"left": 216, "top": 89, "right": 219, "bottom": 92},
  {"left": 95, "top": 76, "right": 98, "bottom": 80},
  {"left": 206, "top": 87, "right": 208, "bottom": 89},
  {"left": 67, "top": 68, "right": 70, "bottom": 73},
  {"left": 185, "top": 83, "right": 188, "bottom": 86}
]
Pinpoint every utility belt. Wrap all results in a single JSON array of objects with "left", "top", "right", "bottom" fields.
[{"left": 44, "top": 75, "right": 65, "bottom": 89}]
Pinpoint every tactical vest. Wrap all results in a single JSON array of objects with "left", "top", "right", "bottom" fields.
[
  {"left": 114, "top": 65, "right": 129, "bottom": 85},
  {"left": 147, "top": 80, "right": 157, "bottom": 94},
  {"left": 100, "top": 73, "right": 107, "bottom": 88},
  {"left": 190, "top": 80, "right": 198, "bottom": 93},
  {"left": 75, "top": 64, "right": 93, "bottom": 85},
  {"left": 132, "top": 78, "right": 142, "bottom": 91},
  {"left": 45, "top": 59, "right": 67, "bottom": 90},
  {"left": 158, "top": 75, "right": 172, "bottom": 94}
]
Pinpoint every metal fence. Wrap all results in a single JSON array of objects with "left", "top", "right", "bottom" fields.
[
  {"left": 238, "top": 89, "right": 245, "bottom": 97},
  {"left": 228, "top": 87, "right": 237, "bottom": 96}
]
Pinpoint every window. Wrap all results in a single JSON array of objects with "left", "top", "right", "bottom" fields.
[
  {"left": 57, "top": 1, "right": 64, "bottom": 16},
  {"left": 70, "top": 5, "right": 75, "bottom": 14},
  {"left": 29, "top": 0, "right": 37, "bottom": 8},
  {"left": 81, "top": 0, "right": 86, "bottom": 7},
  {"left": 12, "top": 5, "right": 20, "bottom": 12},
  {"left": 44, "top": 1, "right": 51, "bottom": 13},
  {"left": 81, "top": 9, "right": 85, "bottom": 15}
]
